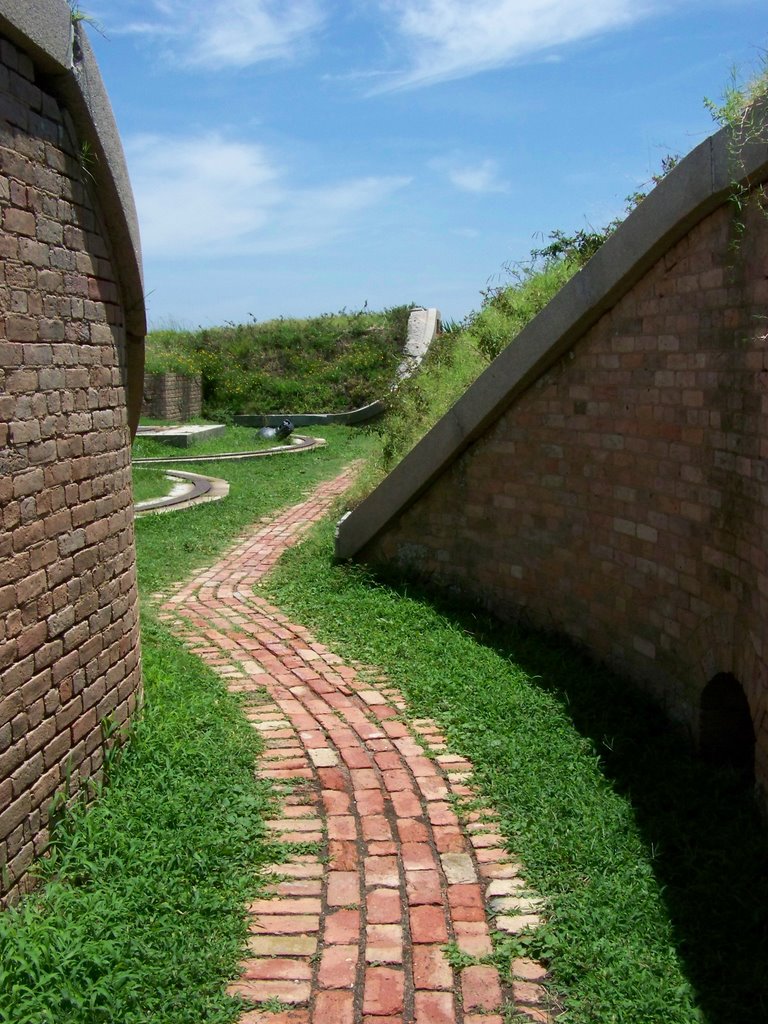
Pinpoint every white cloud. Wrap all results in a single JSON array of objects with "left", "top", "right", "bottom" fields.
[
  {"left": 373, "top": 0, "right": 654, "bottom": 90},
  {"left": 126, "top": 133, "right": 411, "bottom": 258},
  {"left": 444, "top": 159, "right": 509, "bottom": 193},
  {"left": 106, "top": 0, "right": 324, "bottom": 68}
]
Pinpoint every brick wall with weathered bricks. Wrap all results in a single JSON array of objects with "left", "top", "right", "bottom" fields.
[
  {"left": 0, "top": 33, "right": 141, "bottom": 902},
  {"left": 142, "top": 372, "right": 202, "bottom": 422},
  {"left": 365, "top": 193, "right": 768, "bottom": 803}
]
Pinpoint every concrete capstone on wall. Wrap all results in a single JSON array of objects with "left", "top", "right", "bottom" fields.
[
  {"left": 337, "top": 115, "right": 768, "bottom": 812},
  {"left": 0, "top": 2, "right": 145, "bottom": 903},
  {"left": 142, "top": 372, "right": 202, "bottom": 422}
]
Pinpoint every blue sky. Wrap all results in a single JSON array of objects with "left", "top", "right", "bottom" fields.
[{"left": 85, "top": 1, "right": 767, "bottom": 330}]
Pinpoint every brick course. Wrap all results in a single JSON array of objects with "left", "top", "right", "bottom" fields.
[
  {"left": 365, "top": 192, "right": 768, "bottom": 807},
  {"left": 0, "top": 31, "right": 142, "bottom": 903}
]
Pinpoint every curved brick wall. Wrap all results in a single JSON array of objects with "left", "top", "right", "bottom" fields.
[
  {"left": 339, "top": 122, "right": 768, "bottom": 810},
  {"left": 0, "top": 5, "right": 145, "bottom": 902}
]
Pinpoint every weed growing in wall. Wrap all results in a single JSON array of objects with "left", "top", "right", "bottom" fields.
[{"left": 704, "top": 51, "right": 768, "bottom": 247}]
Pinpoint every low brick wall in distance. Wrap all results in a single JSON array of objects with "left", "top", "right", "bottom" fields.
[{"left": 142, "top": 373, "right": 202, "bottom": 422}]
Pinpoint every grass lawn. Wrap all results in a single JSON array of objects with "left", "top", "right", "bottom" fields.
[
  {"left": 132, "top": 465, "right": 175, "bottom": 503},
  {"left": 0, "top": 620, "right": 277, "bottom": 1024},
  {"left": 132, "top": 424, "right": 301, "bottom": 461},
  {"left": 266, "top": 519, "right": 768, "bottom": 1024},
  {"left": 133, "top": 424, "right": 378, "bottom": 594}
]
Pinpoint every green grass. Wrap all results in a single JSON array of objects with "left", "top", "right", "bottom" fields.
[
  {"left": 354, "top": 328, "right": 487, "bottom": 501},
  {"left": 133, "top": 424, "right": 379, "bottom": 596},
  {"left": 145, "top": 305, "right": 412, "bottom": 417},
  {"left": 132, "top": 425, "right": 299, "bottom": 462},
  {"left": 0, "top": 619, "right": 277, "bottom": 1024},
  {"left": 265, "top": 521, "right": 768, "bottom": 1024},
  {"left": 468, "top": 257, "right": 580, "bottom": 362},
  {"left": 132, "top": 465, "right": 174, "bottom": 503}
]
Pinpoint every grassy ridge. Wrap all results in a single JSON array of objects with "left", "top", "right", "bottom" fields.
[{"left": 145, "top": 306, "right": 412, "bottom": 418}]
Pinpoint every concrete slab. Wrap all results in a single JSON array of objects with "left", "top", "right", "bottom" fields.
[{"left": 136, "top": 424, "right": 226, "bottom": 448}]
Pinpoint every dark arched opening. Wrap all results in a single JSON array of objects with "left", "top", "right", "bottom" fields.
[{"left": 699, "top": 673, "right": 755, "bottom": 782}]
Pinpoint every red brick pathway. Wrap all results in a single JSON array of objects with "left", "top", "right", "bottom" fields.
[{"left": 158, "top": 466, "right": 554, "bottom": 1023}]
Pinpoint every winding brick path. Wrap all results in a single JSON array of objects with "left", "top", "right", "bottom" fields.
[{"left": 157, "top": 466, "right": 553, "bottom": 1024}]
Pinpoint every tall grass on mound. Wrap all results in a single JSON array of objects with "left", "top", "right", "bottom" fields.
[
  {"left": 465, "top": 154, "right": 681, "bottom": 367},
  {"left": 145, "top": 306, "right": 411, "bottom": 418},
  {"left": 266, "top": 523, "right": 768, "bottom": 1024},
  {"left": 0, "top": 619, "right": 275, "bottom": 1024},
  {"left": 467, "top": 256, "right": 581, "bottom": 363},
  {"left": 365, "top": 328, "right": 486, "bottom": 482}
]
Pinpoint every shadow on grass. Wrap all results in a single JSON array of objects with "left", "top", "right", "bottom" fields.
[{"left": 374, "top": 571, "right": 768, "bottom": 1024}]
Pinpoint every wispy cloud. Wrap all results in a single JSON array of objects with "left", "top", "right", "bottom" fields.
[
  {"left": 126, "top": 133, "right": 411, "bottom": 258},
  {"left": 438, "top": 158, "right": 509, "bottom": 193},
  {"left": 105, "top": 0, "right": 324, "bottom": 68},
  {"left": 372, "top": 0, "right": 652, "bottom": 90}
]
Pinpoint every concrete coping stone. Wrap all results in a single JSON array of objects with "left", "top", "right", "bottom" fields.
[
  {"left": 334, "top": 108, "right": 768, "bottom": 561},
  {"left": 234, "top": 306, "right": 441, "bottom": 428}
]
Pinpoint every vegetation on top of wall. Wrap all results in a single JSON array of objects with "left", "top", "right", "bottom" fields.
[
  {"left": 363, "top": 155, "right": 680, "bottom": 484},
  {"left": 144, "top": 306, "right": 412, "bottom": 418},
  {"left": 704, "top": 52, "right": 768, "bottom": 247},
  {"left": 465, "top": 152, "right": 680, "bottom": 365}
]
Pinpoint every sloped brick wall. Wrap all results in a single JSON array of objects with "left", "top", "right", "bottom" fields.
[
  {"left": 360, "top": 193, "right": 768, "bottom": 807},
  {"left": 0, "top": 18, "right": 144, "bottom": 903},
  {"left": 142, "top": 372, "right": 202, "bottom": 422}
]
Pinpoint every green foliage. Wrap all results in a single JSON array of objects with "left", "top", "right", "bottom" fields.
[
  {"left": 704, "top": 52, "right": 768, "bottom": 247},
  {"left": 131, "top": 465, "right": 174, "bottom": 504},
  {"left": 132, "top": 425, "right": 295, "bottom": 462},
  {"left": 365, "top": 328, "right": 486, "bottom": 482},
  {"left": 0, "top": 618, "right": 275, "bottom": 1024},
  {"left": 143, "top": 328, "right": 200, "bottom": 377},
  {"left": 267, "top": 522, "right": 768, "bottom": 1024},
  {"left": 469, "top": 258, "right": 580, "bottom": 363},
  {"left": 704, "top": 51, "right": 768, "bottom": 136},
  {"left": 144, "top": 306, "right": 412, "bottom": 417},
  {"left": 463, "top": 151, "right": 680, "bottom": 365},
  {"left": 133, "top": 424, "right": 380, "bottom": 596}
]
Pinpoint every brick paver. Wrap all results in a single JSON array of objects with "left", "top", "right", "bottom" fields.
[{"left": 158, "top": 466, "right": 555, "bottom": 1022}]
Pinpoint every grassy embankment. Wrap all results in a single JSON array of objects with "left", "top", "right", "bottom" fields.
[{"left": 144, "top": 305, "right": 412, "bottom": 419}]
